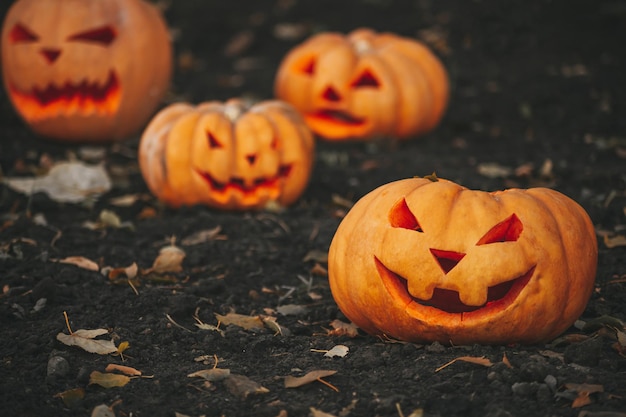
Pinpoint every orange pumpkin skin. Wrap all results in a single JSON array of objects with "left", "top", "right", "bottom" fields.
[
  {"left": 1, "top": 0, "right": 172, "bottom": 142},
  {"left": 274, "top": 28, "right": 449, "bottom": 141},
  {"left": 139, "top": 99, "right": 315, "bottom": 210},
  {"left": 328, "top": 178, "right": 598, "bottom": 345}
]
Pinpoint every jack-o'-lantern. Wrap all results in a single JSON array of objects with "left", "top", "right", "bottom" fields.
[
  {"left": 139, "top": 98, "right": 315, "bottom": 210},
  {"left": 1, "top": 0, "right": 172, "bottom": 142},
  {"left": 328, "top": 177, "right": 598, "bottom": 345},
  {"left": 274, "top": 28, "right": 449, "bottom": 141}
]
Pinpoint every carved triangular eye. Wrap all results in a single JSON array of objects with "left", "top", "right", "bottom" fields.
[
  {"left": 351, "top": 69, "right": 380, "bottom": 88},
  {"left": 68, "top": 26, "right": 116, "bottom": 45},
  {"left": 207, "top": 131, "right": 222, "bottom": 149},
  {"left": 389, "top": 198, "right": 423, "bottom": 232},
  {"left": 299, "top": 57, "right": 316, "bottom": 75},
  {"left": 476, "top": 214, "right": 523, "bottom": 245},
  {"left": 10, "top": 23, "right": 39, "bottom": 43}
]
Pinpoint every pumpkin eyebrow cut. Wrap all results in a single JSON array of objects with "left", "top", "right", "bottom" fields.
[{"left": 476, "top": 213, "right": 522, "bottom": 245}]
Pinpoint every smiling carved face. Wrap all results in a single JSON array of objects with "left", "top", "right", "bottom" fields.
[
  {"left": 139, "top": 99, "right": 315, "bottom": 210},
  {"left": 1, "top": 0, "right": 172, "bottom": 142},
  {"left": 274, "top": 28, "right": 449, "bottom": 141},
  {"left": 328, "top": 178, "right": 598, "bottom": 345}
]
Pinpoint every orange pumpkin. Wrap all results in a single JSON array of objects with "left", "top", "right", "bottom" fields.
[
  {"left": 139, "top": 99, "right": 315, "bottom": 210},
  {"left": 1, "top": 0, "right": 172, "bottom": 142},
  {"left": 274, "top": 28, "right": 449, "bottom": 141},
  {"left": 328, "top": 177, "right": 598, "bottom": 345}
]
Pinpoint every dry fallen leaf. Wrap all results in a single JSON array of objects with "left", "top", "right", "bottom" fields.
[
  {"left": 604, "top": 234, "right": 626, "bottom": 248},
  {"left": 284, "top": 370, "right": 337, "bottom": 388},
  {"left": 58, "top": 256, "right": 99, "bottom": 271},
  {"left": 91, "top": 404, "right": 116, "bottom": 417},
  {"left": 303, "top": 249, "right": 328, "bottom": 263},
  {"left": 57, "top": 329, "right": 118, "bottom": 355},
  {"left": 215, "top": 312, "right": 264, "bottom": 331},
  {"left": 477, "top": 162, "right": 513, "bottom": 178},
  {"left": 3, "top": 161, "right": 111, "bottom": 203},
  {"left": 309, "top": 407, "right": 337, "bottom": 417},
  {"left": 276, "top": 304, "right": 309, "bottom": 316},
  {"left": 105, "top": 364, "right": 142, "bottom": 376},
  {"left": 327, "top": 319, "right": 359, "bottom": 338},
  {"left": 54, "top": 387, "right": 85, "bottom": 408},
  {"left": 188, "top": 368, "right": 231, "bottom": 382},
  {"left": 89, "top": 371, "right": 131, "bottom": 388},
  {"left": 181, "top": 226, "right": 224, "bottom": 245},
  {"left": 147, "top": 244, "right": 186, "bottom": 274},
  {"left": 324, "top": 345, "right": 349, "bottom": 358},
  {"left": 563, "top": 383, "right": 604, "bottom": 408},
  {"left": 435, "top": 356, "right": 494, "bottom": 372},
  {"left": 224, "top": 374, "right": 269, "bottom": 399}
]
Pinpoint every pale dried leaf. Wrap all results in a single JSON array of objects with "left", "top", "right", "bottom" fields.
[
  {"left": 262, "top": 316, "right": 284, "bottom": 335},
  {"left": 109, "top": 194, "right": 142, "bottom": 207},
  {"left": 188, "top": 368, "right": 231, "bottom": 382},
  {"left": 181, "top": 226, "right": 223, "bottom": 246},
  {"left": 215, "top": 312, "right": 264, "bottom": 330},
  {"left": 604, "top": 234, "right": 626, "bottom": 248},
  {"left": 224, "top": 374, "right": 269, "bottom": 399},
  {"left": 89, "top": 371, "right": 131, "bottom": 388},
  {"left": 285, "top": 370, "right": 337, "bottom": 388},
  {"left": 56, "top": 329, "right": 117, "bottom": 354},
  {"left": 3, "top": 161, "right": 111, "bottom": 203},
  {"left": 328, "top": 320, "right": 359, "bottom": 338},
  {"left": 91, "top": 404, "right": 115, "bottom": 417},
  {"left": 276, "top": 304, "right": 309, "bottom": 316},
  {"left": 58, "top": 256, "right": 99, "bottom": 271},
  {"left": 104, "top": 263, "right": 138, "bottom": 280},
  {"left": 309, "top": 407, "right": 337, "bottom": 417},
  {"left": 195, "top": 322, "right": 225, "bottom": 337},
  {"left": 435, "top": 356, "right": 493, "bottom": 372},
  {"left": 324, "top": 345, "right": 349, "bottom": 358},
  {"left": 477, "top": 162, "right": 513, "bottom": 178},
  {"left": 150, "top": 245, "right": 186, "bottom": 273}
]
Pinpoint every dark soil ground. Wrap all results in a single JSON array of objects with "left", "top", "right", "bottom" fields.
[{"left": 1, "top": 0, "right": 626, "bottom": 416}]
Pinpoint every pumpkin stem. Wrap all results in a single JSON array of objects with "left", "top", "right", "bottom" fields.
[
  {"left": 223, "top": 99, "right": 247, "bottom": 121},
  {"left": 353, "top": 38, "right": 372, "bottom": 54}
]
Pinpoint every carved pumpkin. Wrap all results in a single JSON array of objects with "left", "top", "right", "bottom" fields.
[
  {"left": 274, "top": 28, "right": 449, "bottom": 141},
  {"left": 1, "top": 0, "right": 172, "bottom": 142},
  {"left": 328, "top": 177, "right": 598, "bottom": 345},
  {"left": 139, "top": 99, "right": 315, "bottom": 210}
]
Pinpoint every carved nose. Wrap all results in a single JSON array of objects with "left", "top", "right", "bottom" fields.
[
  {"left": 40, "top": 48, "right": 61, "bottom": 64},
  {"left": 430, "top": 249, "right": 465, "bottom": 274},
  {"left": 322, "top": 86, "right": 341, "bottom": 102},
  {"left": 246, "top": 154, "right": 257, "bottom": 165}
]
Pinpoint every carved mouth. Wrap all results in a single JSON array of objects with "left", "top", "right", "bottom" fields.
[
  {"left": 309, "top": 109, "right": 365, "bottom": 126},
  {"left": 374, "top": 256, "right": 534, "bottom": 317},
  {"left": 9, "top": 70, "right": 121, "bottom": 120},
  {"left": 195, "top": 164, "right": 293, "bottom": 198}
]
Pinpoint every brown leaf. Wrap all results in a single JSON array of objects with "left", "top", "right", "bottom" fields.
[
  {"left": 604, "top": 234, "right": 626, "bottom": 248},
  {"left": 181, "top": 226, "right": 224, "bottom": 245},
  {"left": 105, "top": 364, "right": 142, "bottom": 376},
  {"left": 188, "top": 368, "right": 231, "bottom": 382},
  {"left": 215, "top": 312, "right": 264, "bottom": 331},
  {"left": 327, "top": 320, "right": 359, "bottom": 338},
  {"left": 223, "top": 374, "right": 269, "bottom": 399},
  {"left": 58, "top": 256, "right": 99, "bottom": 271},
  {"left": 148, "top": 245, "right": 186, "bottom": 274},
  {"left": 89, "top": 371, "right": 131, "bottom": 388},
  {"left": 435, "top": 356, "right": 493, "bottom": 372},
  {"left": 284, "top": 370, "right": 337, "bottom": 388},
  {"left": 56, "top": 329, "right": 117, "bottom": 355},
  {"left": 54, "top": 387, "right": 85, "bottom": 408},
  {"left": 564, "top": 383, "right": 604, "bottom": 408}
]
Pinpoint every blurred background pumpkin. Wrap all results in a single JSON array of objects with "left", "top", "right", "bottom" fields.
[{"left": 1, "top": 0, "right": 172, "bottom": 142}]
